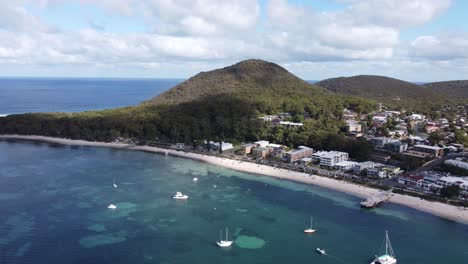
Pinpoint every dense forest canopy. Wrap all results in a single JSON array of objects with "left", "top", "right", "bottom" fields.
[{"left": 0, "top": 60, "right": 375, "bottom": 159}]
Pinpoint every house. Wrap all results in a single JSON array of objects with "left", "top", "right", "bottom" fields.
[
  {"left": 299, "top": 157, "right": 313, "bottom": 165},
  {"left": 387, "top": 141, "right": 408, "bottom": 153},
  {"left": 285, "top": 146, "right": 314, "bottom": 163},
  {"left": 335, "top": 161, "right": 358, "bottom": 171},
  {"left": 240, "top": 143, "right": 256, "bottom": 155},
  {"left": 369, "top": 137, "right": 393, "bottom": 148},
  {"left": 413, "top": 145, "right": 444, "bottom": 157},
  {"left": 346, "top": 121, "right": 362, "bottom": 133}
]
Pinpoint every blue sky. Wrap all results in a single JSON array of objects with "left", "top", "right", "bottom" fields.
[{"left": 1, "top": 0, "right": 467, "bottom": 81}]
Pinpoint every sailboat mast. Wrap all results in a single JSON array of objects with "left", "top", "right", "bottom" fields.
[
  {"left": 385, "top": 230, "right": 395, "bottom": 257},
  {"left": 310, "top": 216, "right": 313, "bottom": 229},
  {"left": 225, "top": 227, "right": 229, "bottom": 240},
  {"left": 219, "top": 230, "right": 222, "bottom": 241}
]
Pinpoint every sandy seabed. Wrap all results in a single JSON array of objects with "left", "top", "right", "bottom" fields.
[{"left": 1, "top": 134, "right": 467, "bottom": 225}]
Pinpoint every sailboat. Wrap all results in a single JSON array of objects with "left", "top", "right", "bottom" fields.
[
  {"left": 216, "top": 227, "right": 233, "bottom": 247},
  {"left": 113, "top": 176, "right": 118, "bottom": 188},
  {"left": 371, "top": 230, "right": 397, "bottom": 264},
  {"left": 304, "top": 216, "right": 316, "bottom": 233}
]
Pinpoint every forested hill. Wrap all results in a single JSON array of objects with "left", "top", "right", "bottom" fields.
[
  {"left": 423, "top": 80, "right": 468, "bottom": 99},
  {"left": 0, "top": 59, "right": 375, "bottom": 158},
  {"left": 315, "top": 75, "right": 450, "bottom": 110},
  {"left": 145, "top": 59, "right": 327, "bottom": 106}
]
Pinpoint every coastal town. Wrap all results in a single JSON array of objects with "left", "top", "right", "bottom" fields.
[{"left": 168, "top": 104, "right": 468, "bottom": 207}]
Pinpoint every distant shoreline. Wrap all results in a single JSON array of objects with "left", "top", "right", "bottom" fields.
[{"left": 1, "top": 134, "right": 468, "bottom": 225}]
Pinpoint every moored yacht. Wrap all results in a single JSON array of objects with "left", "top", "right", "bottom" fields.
[
  {"left": 371, "top": 230, "right": 397, "bottom": 264},
  {"left": 316, "top": 248, "right": 326, "bottom": 255},
  {"left": 107, "top": 204, "right": 117, "bottom": 209},
  {"left": 216, "top": 227, "right": 233, "bottom": 247},
  {"left": 304, "top": 216, "right": 316, "bottom": 233},
  {"left": 173, "top": 192, "right": 189, "bottom": 200}
]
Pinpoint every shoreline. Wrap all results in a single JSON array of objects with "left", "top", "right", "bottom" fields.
[{"left": 1, "top": 134, "right": 468, "bottom": 225}]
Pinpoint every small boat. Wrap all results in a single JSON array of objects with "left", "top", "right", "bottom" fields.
[
  {"left": 216, "top": 227, "right": 233, "bottom": 247},
  {"left": 193, "top": 177, "right": 199, "bottom": 182},
  {"left": 304, "top": 216, "right": 316, "bottom": 233},
  {"left": 316, "top": 248, "right": 326, "bottom": 255},
  {"left": 370, "top": 230, "right": 397, "bottom": 264},
  {"left": 113, "top": 176, "right": 118, "bottom": 188},
  {"left": 107, "top": 204, "right": 117, "bottom": 209},
  {"left": 173, "top": 192, "right": 189, "bottom": 200}
]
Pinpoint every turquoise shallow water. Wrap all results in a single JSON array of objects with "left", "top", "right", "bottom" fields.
[{"left": 0, "top": 140, "right": 467, "bottom": 264}]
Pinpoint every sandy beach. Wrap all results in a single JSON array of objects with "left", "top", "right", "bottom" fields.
[{"left": 1, "top": 134, "right": 468, "bottom": 225}]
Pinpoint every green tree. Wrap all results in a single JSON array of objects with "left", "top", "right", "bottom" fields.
[{"left": 440, "top": 185, "right": 461, "bottom": 198}]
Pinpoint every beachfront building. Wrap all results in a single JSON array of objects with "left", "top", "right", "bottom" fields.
[
  {"left": 414, "top": 144, "right": 444, "bottom": 157},
  {"left": 209, "top": 141, "right": 234, "bottom": 151},
  {"left": 285, "top": 146, "right": 314, "bottom": 163},
  {"left": 252, "top": 147, "right": 271, "bottom": 158},
  {"left": 436, "top": 176, "right": 468, "bottom": 194},
  {"left": 240, "top": 143, "right": 256, "bottom": 155},
  {"left": 335, "top": 161, "right": 358, "bottom": 171},
  {"left": 353, "top": 161, "right": 376, "bottom": 174},
  {"left": 312, "top": 151, "right": 349, "bottom": 169},
  {"left": 367, "top": 167, "right": 387, "bottom": 179}
]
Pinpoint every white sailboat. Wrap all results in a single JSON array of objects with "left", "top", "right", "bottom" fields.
[
  {"left": 216, "top": 227, "right": 233, "bottom": 247},
  {"left": 371, "top": 230, "right": 397, "bottom": 264},
  {"left": 113, "top": 176, "right": 118, "bottom": 188},
  {"left": 304, "top": 216, "right": 316, "bottom": 233}
]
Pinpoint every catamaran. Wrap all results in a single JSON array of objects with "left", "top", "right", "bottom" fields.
[
  {"left": 216, "top": 227, "right": 233, "bottom": 247},
  {"left": 371, "top": 230, "right": 397, "bottom": 264},
  {"left": 113, "top": 176, "right": 118, "bottom": 188},
  {"left": 304, "top": 216, "right": 316, "bottom": 233}
]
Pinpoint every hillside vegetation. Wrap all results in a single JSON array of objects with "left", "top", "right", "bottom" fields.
[
  {"left": 423, "top": 80, "right": 468, "bottom": 100},
  {"left": 315, "top": 75, "right": 453, "bottom": 111},
  {"left": 0, "top": 59, "right": 375, "bottom": 159}
]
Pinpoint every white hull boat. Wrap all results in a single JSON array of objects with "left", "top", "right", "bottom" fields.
[
  {"left": 173, "top": 192, "right": 189, "bottom": 200},
  {"left": 371, "top": 230, "right": 397, "bottom": 264},
  {"left": 217, "top": 228, "right": 233, "bottom": 248}
]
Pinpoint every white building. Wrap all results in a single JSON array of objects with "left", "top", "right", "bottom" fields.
[
  {"left": 254, "top": 140, "right": 269, "bottom": 147},
  {"left": 335, "top": 161, "right": 358, "bottom": 171},
  {"left": 279, "top": 121, "right": 304, "bottom": 127},
  {"left": 312, "top": 151, "right": 349, "bottom": 168},
  {"left": 209, "top": 141, "right": 234, "bottom": 151},
  {"left": 436, "top": 176, "right": 468, "bottom": 194},
  {"left": 445, "top": 159, "right": 468, "bottom": 170},
  {"left": 353, "top": 161, "right": 375, "bottom": 174}
]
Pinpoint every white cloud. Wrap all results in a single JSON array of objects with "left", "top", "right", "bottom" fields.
[{"left": 0, "top": 0, "right": 465, "bottom": 81}]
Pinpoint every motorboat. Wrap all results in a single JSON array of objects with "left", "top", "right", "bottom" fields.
[{"left": 107, "top": 204, "right": 117, "bottom": 209}]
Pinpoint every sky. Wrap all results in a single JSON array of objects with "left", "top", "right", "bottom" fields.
[{"left": 0, "top": 0, "right": 467, "bottom": 82}]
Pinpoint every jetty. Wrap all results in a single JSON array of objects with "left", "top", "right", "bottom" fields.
[{"left": 360, "top": 190, "right": 392, "bottom": 208}]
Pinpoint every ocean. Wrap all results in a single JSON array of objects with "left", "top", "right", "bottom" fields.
[
  {"left": 0, "top": 78, "right": 467, "bottom": 263},
  {"left": 0, "top": 78, "right": 181, "bottom": 115}
]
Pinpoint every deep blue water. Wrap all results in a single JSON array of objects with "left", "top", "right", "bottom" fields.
[{"left": 0, "top": 78, "right": 182, "bottom": 114}]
